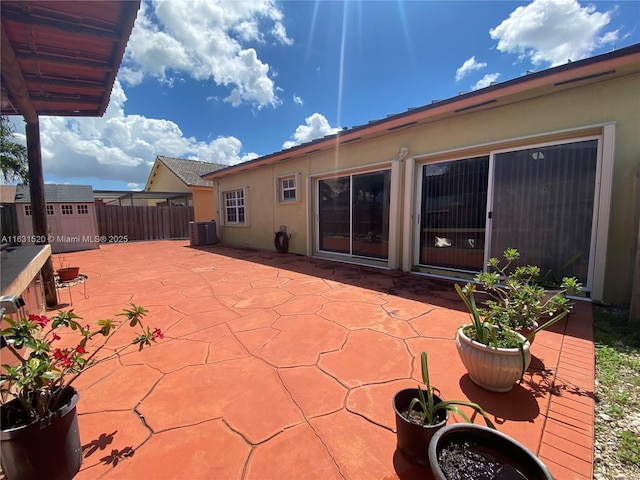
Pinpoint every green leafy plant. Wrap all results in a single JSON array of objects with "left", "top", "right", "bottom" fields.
[
  {"left": 405, "top": 351, "right": 495, "bottom": 428},
  {"left": 475, "top": 248, "right": 581, "bottom": 331},
  {"left": 1, "top": 304, "right": 163, "bottom": 427}
]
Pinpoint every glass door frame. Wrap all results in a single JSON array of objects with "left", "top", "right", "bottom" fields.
[
  {"left": 413, "top": 133, "right": 605, "bottom": 294},
  {"left": 312, "top": 164, "right": 397, "bottom": 264}
]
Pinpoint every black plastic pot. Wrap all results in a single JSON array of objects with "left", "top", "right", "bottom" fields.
[
  {"left": 1, "top": 387, "right": 82, "bottom": 480},
  {"left": 393, "top": 388, "right": 449, "bottom": 466},
  {"left": 428, "top": 424, "right": 553, "bottom": 480}
]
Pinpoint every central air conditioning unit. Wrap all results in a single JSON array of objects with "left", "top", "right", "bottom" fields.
[{"left": 189, "top": 221, "right": 217, "bottom": 246}]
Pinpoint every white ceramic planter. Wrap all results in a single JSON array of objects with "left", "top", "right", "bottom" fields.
[{"left": 455, "top": 324, "right": 531, "bottom": 393}]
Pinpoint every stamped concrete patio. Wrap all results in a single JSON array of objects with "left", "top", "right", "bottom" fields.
[{"left": 53, "top": 240, "right": 594, "bottom": 480}]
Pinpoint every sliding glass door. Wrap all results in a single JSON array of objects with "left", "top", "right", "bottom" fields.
[
  {"left": 318, "top": 170, "right": 391, "bottom": 260},
  {"left": 417, "top": 139, "right": 598, "bottom": 287},
  {"left": 490, "top": 140, "right": 597, "bottom": 284},
  {"left": 419, "top": 156, "right": 489, "bottom": 271}
]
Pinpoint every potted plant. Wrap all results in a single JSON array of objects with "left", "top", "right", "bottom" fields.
[
  {"left": 1, "top": 305, "right": 164, "bottom": 480},
  {"left": 428, "top": 423, "right": 553, "bottom": 480},
  {"left": 393, "top": 351, "right": 495, "bottom": 466},
  {"left": 56, "top": 254, "right": 80, "bottom": 282},
  {"left": 454, "top": 249, "right": 581, "bottom": 392},
  {"left": 475, "top": 248, "right": 581, "bottom": 341}
]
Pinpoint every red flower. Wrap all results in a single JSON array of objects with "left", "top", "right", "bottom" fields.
[
  {"left": 75, "top": 345, "right": 86, "bottom": 354},
  {"left": 52, "top": 333, "right": 61, "bottom": 341},
  {"left": 152, "top": 328, "right": 164, "bottom": 340},
  {"left": 53, "top": 348, "right": 65, "bottom": 360},
  {"left": 28, "top": 314, "right": 49, "bottom": 327}
]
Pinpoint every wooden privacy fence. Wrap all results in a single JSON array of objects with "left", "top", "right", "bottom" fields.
[{"left": 96, "top": 205, "right": 194, "bottom": 241}]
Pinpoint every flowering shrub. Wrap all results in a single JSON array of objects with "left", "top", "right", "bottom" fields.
[{"left": 1, "top": 304, "right": 163, "bottom": 427}]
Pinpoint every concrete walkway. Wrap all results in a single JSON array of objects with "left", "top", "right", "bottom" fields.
[{"left": 51, "top": 240, "right": 594, "bottom": 480}]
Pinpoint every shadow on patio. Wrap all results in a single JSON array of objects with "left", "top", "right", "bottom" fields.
[{"left": 53, "top": 240, "right": 593, "bottom": 480}]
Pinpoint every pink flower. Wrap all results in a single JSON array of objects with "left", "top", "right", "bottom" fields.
[
  {"left": 152, "top": 328, "right": 164, "bottom": 340},
  {"left": 29, "top": 314, "right": 49, "bottom": 327}
]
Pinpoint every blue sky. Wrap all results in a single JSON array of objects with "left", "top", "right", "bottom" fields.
[{"left": 8, "top": 0, "right": 640, "bottom": 191}]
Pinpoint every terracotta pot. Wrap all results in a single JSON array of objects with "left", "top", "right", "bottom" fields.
[
  {"left": 1, "top": 387, "right": 82, "bottom": 480},
  {"left": 456, "top": 324, "right": 531, "bottom": 393},
  {"left": 393, "top": 388, "right": 449, "bottom": 466},
  {"left": 428, "top": 424, "right": 553, "bottom": 480},
  {"left": 57, "top": 267, "right": 80, "bottom": 282}
]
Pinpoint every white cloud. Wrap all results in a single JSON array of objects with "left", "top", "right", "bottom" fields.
[
  {"left": 121, "top": 0, "right": 292, "bottom": 108},
  {"left": 282, "top": 113, "right": 340, "bottom": 149},
  {"left": 489, "top": 0, "right": 618, "bottom": 67},
  {"left": 472, "top": 73, "right": 501, "bottom": 90},
  {"left": 36, "top": 81, "right": 257, "bottom": 186},
  {"left": 456, "top": 56, "right": 488, "bottom": 82},
  {"left": 293, "top": 94, "right": 303, "bottom": 106},
  {"left": 128, "top": 183, "right": 142, "bottom": 191}
]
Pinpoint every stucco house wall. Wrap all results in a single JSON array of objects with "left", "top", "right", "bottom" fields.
[
  {"left": 192, "top": 186, "right": 216, "bottom": 222},
  {"left": 207, "top": 46, "right": 640, "bottom": 307},
  {"left": 147, "top": 162, "right": 190, "bottom": 194},
  {"left": 145, "top": 156, "right": 226, "bottom": 220}
]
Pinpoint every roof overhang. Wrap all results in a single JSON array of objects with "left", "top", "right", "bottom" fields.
[
  {"left": 203, "top": 43, "right": 640, "bottom": 181},
  {"left": 1, "top": 1, "right": 140, "bottom": 122},
  {"left": 93, "top": 190, "right": 192, "bottom": 202}
]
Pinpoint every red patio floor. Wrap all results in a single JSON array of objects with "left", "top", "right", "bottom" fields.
[{"left": 49, "top": 240, "right": 593, "bottom": 480}]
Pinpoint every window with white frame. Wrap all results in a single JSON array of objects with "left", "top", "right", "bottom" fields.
[
  {"left": 223, "top": 189, "right": 246, "bottom": 225},
  {"left": 61, "top": 204, "right": 73, "bottom": 215},
  {"left": 24, "top": 205, "right": 32, "bottom": 216},
  {"left": 276, "top": 173, "right": 301, "bottom": 203},
  {"left": 46, "top": 204, "right": 54, "bottom": 215},
  {"left": 77, "top": 204, "right": 88, "bottom": 214}
]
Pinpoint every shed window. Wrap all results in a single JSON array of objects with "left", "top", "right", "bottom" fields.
[
  {"left": 61, "top": 205, "right": 73, "bottom": 215},
  {"left": 46, "top": 205, "right": 54, "bottom": 215},
  {"left": 24, "top": 205, "right": 32, "bottom": 216},
  {"left": 77, "top": 204, "right": 88, "bottom": 215}
]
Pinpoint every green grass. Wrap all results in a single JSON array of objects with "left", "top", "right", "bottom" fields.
[{"left": 594, "top": 305, "right": 640, "bottom": 471}]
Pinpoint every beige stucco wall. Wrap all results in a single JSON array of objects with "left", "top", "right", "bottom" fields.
[
  {"left": 147, "top": 163, "right": 190, "bottom": 192},
  {"left": 214, "top": 72, "right": 639, "bottom": 306},
  {"left": 192, "top": 186, "right": 215, "bottom": 222}
]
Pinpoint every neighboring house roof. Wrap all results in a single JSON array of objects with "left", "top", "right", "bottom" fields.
[
  {"left": 203, "top": 42, "right": 640, "bottom": 180},
  {"left": 0, "top": 185, "right": 17, "bottom": 204},
  {"left": 146, "top": 156, "right": 227, "bottom": 189},
  {"left": 14, "top": 184, "right": 94, "bottom": 203}
]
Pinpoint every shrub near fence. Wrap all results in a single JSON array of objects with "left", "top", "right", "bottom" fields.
[{"left": 96, "top": 205, "right": 194, "bottom": 241}]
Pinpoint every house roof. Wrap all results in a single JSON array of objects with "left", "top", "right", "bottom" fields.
[
  {"left": 203, "top": 42, "right": 640, "bottom": 181},
  {"left": 1, "top": 1, "right": 140, "bottom": 121},
  {"left": 148, "top": 156, "right": 227, "bottom": 189},
  {"left": 14, "top": 184, "right": 94, "bottom": 203},
  {"left": 0, "top": 185, "right": 18, "bottom": 204}
]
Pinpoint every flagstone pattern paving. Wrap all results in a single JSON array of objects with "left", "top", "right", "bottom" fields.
[{"left": 54, "top": 240, "right": 595, "bottom": 480}]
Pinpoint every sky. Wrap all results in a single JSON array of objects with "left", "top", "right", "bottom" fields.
[{"left": 6, "top": 0, "right": 640, "bottom": 191}]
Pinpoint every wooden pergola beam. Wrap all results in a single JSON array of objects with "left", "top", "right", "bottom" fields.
[
  {"left": 1, "top": 24, "right": 57, "bottom": 307},
  {"left": 0, "top": 26, "right": 38, "bottom": 124},
  {"left": 2, "top": 10, "right": 122, "bottom": 41},
  {"left": 15, "top": 52, "right": 112, "bottom": 70}
]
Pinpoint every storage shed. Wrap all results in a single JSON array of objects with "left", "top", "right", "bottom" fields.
[{"left": 14, "top": 184, "right": 99, "bottom": 253}]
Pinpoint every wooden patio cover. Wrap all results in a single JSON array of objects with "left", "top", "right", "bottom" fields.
[{"left": 1, "top": 1, "right": 140, "bottom": 306}]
